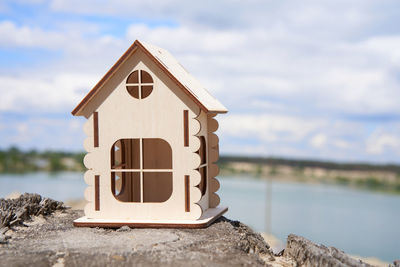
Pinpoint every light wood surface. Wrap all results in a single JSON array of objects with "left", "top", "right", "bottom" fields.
[
  {"left": 74, "top": 206, "right": 227, "bottom": 228},
  {"left": 74, "top": 41, "right": 227, "bottom": 225}
]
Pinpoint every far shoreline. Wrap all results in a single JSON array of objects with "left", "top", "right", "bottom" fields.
[{"left": 219, "top": 161, "right": 400, "bottom": 195}]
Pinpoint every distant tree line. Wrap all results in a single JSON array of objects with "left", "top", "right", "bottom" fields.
[
  {"left": 218, "top": 155, "right": 400, "bottom": 174},
  {"left": 0, "top": 147, "right": 85, "bottom": 173},
  {"left": 0, "top": 147, "right": 399, "bottom": 174}
]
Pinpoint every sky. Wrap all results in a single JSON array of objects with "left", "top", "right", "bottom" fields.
[{"left": 0, "top": 0, "right": 399, "bottom": 164}]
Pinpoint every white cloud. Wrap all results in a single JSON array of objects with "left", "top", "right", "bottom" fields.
[
  {"left": 333, "top": 139, "right": 352, "bottom": 149},
  {"left": 0, "top": 21, "right": 65, "bottom": 49},
  {"left": 219, "top": 114, "right": 325, "bottom": 143},
  {"left": 0, "top": 0, "right": 400, "bottom": 162},
  {"left": 366, "top": 131, "right": 400, "bottom": 155},
  {"left": 361, "top": 36, "right": 400, "bottom": 65},
  {"left": 2, "top": 5, "right": 399, "bottom": 117},
  {"left": 0, "top": 73, "right": 98, "bottom": 112},
  {"left": 310, "top": 134, "right": 328, "bottom": 149},
  {"left": 251, "top": 100, "right": 287, "bottom": 111},
  {"left": 218, "top": 113, "right": 400, "bottom": 162},
  {"left": 126, "top": 24, "right": 245, "bottom": 54},
  {"left": 0, "top": 115, "right": 86, "bottom": 151},
  {"left": 125, "top": 23, "right": 400, "bottom": 115},
  {"left": 47, "top": 0, "right": 376, "bottom": 36}
]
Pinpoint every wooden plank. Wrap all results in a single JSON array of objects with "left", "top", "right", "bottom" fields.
[
  {"left": 74, "top": 219, "right": 212, "bottom": 229},
  {"left": 73, "top": 207, "right": 228, "bottom": 229},
  {"left": 93, "top": 112, "right": 99, "bottom": 147},
  {"left": 183, "top": 110, "right": 189, "bottom": 147},
  {"left": 95, "top": 175, "right": 100, "bottom": 211},
  {"left": 185, "top": 175, "right": 190, "bottom": 212}
]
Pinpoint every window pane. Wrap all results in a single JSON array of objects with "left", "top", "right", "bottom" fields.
[
  {"left": 111, "top": 172, "right": 141, "bottom": 202},
  {"left": 111, "top": 139, "right": 140, "bottom": 169},
  {"left": 113, "top": 172, "right": 123, "bottom": 195},
  {"left": 127, "top": 70, "right": 154, "bottom": 99},
  {"left": 127, "top": 85, "right": 139, "bottom": 99},
  {"left": 110, "top": 141, "right": 120, "bottom": 169},
  {"left": 127, "top": 70, "right": 139, "bottom": 83},
  {"left": 141, "top": 70, "right": 153, "bottom": 83},
  {"left": 141, "top": 85, "right": 153, "bottom": 99},
  {"left": 143, "top": 172, "right": 172, "bottom": 202},
  {"left": 125, "top": 139, "right": 140, "bottom": 169},
  {"left": 142, "top": 138, "right": 172, "bottom": 169}
]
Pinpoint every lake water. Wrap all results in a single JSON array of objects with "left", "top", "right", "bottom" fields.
[{"left": 0, "top": 172, "right": 399, "bottom": 262}]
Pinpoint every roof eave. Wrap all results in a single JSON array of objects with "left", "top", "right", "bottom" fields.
[
  {"left": 71, "top": 41, "right": 140, "bottom": 116},
  {"left": 134, "top": 41, "right": 210, "bottom": 114}
]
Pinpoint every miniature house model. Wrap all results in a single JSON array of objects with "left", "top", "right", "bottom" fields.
[{"left": 72, "top": 40, "right": 228, "bottom": 228}]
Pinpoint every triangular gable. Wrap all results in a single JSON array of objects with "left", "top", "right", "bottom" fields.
[{"left": 72, "top": 40, "right": 228, "bottom": 116}]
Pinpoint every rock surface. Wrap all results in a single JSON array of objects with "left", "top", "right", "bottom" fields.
[
  {"left": 284, "top": 234, "right": 374, "bottom": 267},
  {"left": 0, "top": 193, "right": 65, "bottom": 243},
  {"left": 0, "top": 194, "right": 395, "bottom": 266},
  {"left": 0, "top": 209, "right": 278, "bottom": 266}
]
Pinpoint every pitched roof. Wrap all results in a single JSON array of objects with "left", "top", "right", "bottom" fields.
[{"left": 72, "top": 40, "right": 228, "bottom": 116}]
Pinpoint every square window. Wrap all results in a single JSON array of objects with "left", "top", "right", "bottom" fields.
[{"left": 111, "top": 138, "right": 173, "bottom": 203}]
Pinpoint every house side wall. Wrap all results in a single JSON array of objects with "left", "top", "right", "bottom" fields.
[
  {"left": 195, "top": 110, "right": 209, "bottom": 211},
  {"left": 207, "top": 114, "right": 221, "bottom": 208},
  {"left": 82, "top": 116, "right": 95, "bottom": 210},
  {"left": 82, "top": 49, "right": 204, "bottom": 221}
]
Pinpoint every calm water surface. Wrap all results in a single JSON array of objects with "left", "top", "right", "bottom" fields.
[{"left": 0, "top": 172, "right": 399, "bottom": 261}]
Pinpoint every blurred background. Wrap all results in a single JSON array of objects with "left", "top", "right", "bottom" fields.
[{"left": 0, "top": 0, "right": 399, "bottom": 264}]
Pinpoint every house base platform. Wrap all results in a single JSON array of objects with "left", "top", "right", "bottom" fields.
[{"left": 73, "top": 206, "right": 228, "bottom": 229}]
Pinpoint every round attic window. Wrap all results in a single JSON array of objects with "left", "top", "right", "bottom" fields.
[{"left": 126, "top": 70, "right": 153, "bottom": 99}]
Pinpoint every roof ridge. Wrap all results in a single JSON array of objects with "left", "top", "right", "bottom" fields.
[{"left": 72, "top": 40, "right": 227, "bottom": 116}]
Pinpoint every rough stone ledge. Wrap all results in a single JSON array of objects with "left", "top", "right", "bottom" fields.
[
  {"left": 0, "top": 193, "right": 65, "bottom": 243},
  {"left": 0, "top": 194, "right": 398, "bottom": 267},
  {"left": 284, "top": 234, "right": 374, "bottom": 267}
]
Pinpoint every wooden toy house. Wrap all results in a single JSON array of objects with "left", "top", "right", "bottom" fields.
[{"left": 72, "top": 40, "right": 228, "bottom": 228}]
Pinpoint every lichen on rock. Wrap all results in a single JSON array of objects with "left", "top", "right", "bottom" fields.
[{"left": 0, "top": 193, "right": 66, "bottom": 243}]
